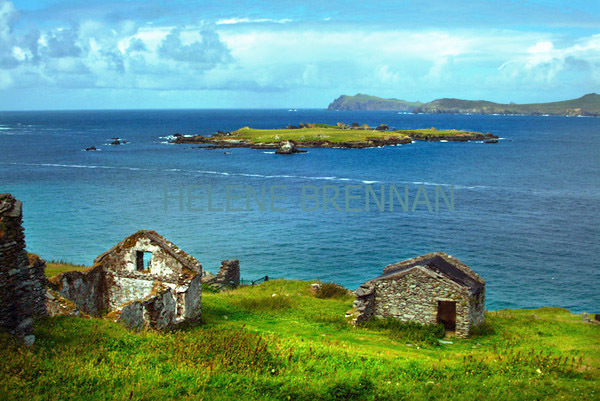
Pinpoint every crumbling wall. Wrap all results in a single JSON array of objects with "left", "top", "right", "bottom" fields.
[
  {"left": 118, "top": 285, "right": 177, "bottom": 331},
  {"left": 0, "top": 194, "right": 47, "bottom": 344},
  {"left": 183, "top": 274, "right": 203, "bottom": 321},
  {"left": 93, "top": 232, "right": 199, "bottom": 311},
  {"left": 48, "top": 265, "right": 107, "bottom": 316},
  {"left": 203, "top": 259, "right": 240, "bottom": 289}
]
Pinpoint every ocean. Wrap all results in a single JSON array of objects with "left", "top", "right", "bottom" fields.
[{"left": 0, "top": 109, "right": 598, "bottom": 312}]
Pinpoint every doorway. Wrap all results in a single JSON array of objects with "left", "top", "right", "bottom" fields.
[{"left": 437, "top": 301, "right": 456, "bottom": 331}]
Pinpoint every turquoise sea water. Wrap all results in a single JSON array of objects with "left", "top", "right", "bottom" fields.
[{"left": 0, "top": 109, "right": 598, "bottom": 312}]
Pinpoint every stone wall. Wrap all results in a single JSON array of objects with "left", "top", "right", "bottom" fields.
[
  {"left": 469, "top": 291, "right": 486, "bottom": 327},
  {"left": 203, "top": 259, "right": 240, "bottom": 289},
  {"left": 354, "top": 266, "right": 479, "bottom": 338},
  {"left": 118, "top": 284, "right": 177, "bottom": 331},
  {"left": 48, "top": 265, "right": 107, "bottom": 316},
  {"left": 0, "top": 194, "right": 47, "bottom": 344}
]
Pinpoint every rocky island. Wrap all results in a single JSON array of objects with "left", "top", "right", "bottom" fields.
[
  {"left": 170, "top": 123, "right": 498, "bottom": 152},
  {"left": 328, "top": 94, "right": 423, "bottom": 111}
]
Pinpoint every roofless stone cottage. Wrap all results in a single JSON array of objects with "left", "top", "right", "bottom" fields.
[
  {"left": 353, "top": 252, "right": 485, "bottom": 337},
  {"left": 49, "top": 230, "right": 203, "bottom": 330}
]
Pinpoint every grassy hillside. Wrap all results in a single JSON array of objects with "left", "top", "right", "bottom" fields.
[
  {"left": 45, "top": 260, "right": 88, "bottom": 277},
  {"left": 414, "top": 93, "right": 600, "bottom": 116},
  {"left": 1, "top": 278, "right": 598, "bottom": 400},
  {"left": 328, "top": 94, "right": 422, "bottom": 111},
  {"left": 327, "top": 93, "right": 600, "bottom": 116}
]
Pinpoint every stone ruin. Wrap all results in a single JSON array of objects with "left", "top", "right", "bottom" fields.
[
  {"left": 0, "top": 194, "right": 47, "bottom": 345},
  {"left": 49, "top": 230, "right": 202, "bottom": 331},
  {"left": 352, "top": 252, "right": 485, "bottom": 338},
  {"left": 202, "top": 259, "right": 240, "bottom": 290}
]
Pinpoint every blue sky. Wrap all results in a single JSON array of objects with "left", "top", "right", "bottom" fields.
[{"left": 0, "top": 0, "right": 599, "bottom": 109}]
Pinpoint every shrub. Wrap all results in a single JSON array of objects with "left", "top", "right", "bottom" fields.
[
  {"left": 471, "top": 320, "right": 495, "bottom": 336},
  {"left": 365, "top": 319, "right": 445, "bottom": 345},
  {"left": 201, "top": 283, "right": 219, "bottom": 293},
  {"left": 313, "top": 282, "right": 349, "bottom": 299}
]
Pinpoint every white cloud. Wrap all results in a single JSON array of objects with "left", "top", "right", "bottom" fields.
[
  {"left": 499, "top": 35, "right": 600, "bottom": 85},
  {"left": 216, "top": 18, "right": 292, "bottom": 25},
  {"left": 0, "top": 0, "right": 598, "bottom": 100}
]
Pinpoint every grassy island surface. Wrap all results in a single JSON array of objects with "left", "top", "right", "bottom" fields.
[
  {"left": 171, "top": 123, "right": 498, "bottom": 149},
  {"left": 1, "top": 266, "right": 598, "bottom": 401}
]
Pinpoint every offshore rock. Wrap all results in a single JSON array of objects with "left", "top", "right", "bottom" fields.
[{"left": 275, "top": 140, "right": 306, "bottom": 154}]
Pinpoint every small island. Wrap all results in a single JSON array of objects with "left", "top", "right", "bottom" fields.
[{"left": 170, "top": 123, "right": 498, "bottom": 152}]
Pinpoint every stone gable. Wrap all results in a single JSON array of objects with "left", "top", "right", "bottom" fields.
[{"left": 49, "top": 230, "right": 203, "bottom": 330}]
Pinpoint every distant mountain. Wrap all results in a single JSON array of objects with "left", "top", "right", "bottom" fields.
[
  {"left": 327, "top": 93, "right": 600, "bottom": 116},
  {"left": 327, "top": 94, "right": 422, "bottom": 111},
  {"left": 414, "top": 93, "right": 600, "bottom": 116}
]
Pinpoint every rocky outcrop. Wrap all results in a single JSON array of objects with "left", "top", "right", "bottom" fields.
[
  {"left": 275, "top": 140, "right": 306, "bottom": 154},
  {"left": 203, "top": 259, "right": 240, "bottom": 289},
  {"left": 0, "top": 194, "right": 47, "bottom": 345},
  {"left": 406, "top": 131, "right": 497, "bottom": 141}
]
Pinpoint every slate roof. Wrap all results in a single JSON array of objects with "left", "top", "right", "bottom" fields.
[{"left": 371, "top": 252, "right": 484, "bottom": 295}]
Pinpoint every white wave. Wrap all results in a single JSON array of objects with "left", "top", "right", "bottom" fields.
[
  {"left": 14, "top": 162, "right": 113, "bottom": 170},
  {"left": 407, "top": 180, "right": 488, "bottom": 190},
  {"left": 262, "top": 151, "right": 275, "bottom": 154},
  {"left": 239, "top": 173, "right": 265, "bottom": 177},
  {"left": 13, "top": 162, "right": 482, "bottom": 189}
]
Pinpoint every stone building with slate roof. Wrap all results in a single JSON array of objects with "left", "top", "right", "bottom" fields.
[{"left": 353, "top": 252, "right": 485, "bottom": 337}]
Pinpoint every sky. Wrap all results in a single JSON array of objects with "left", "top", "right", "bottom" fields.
[{"left": 0, "top": 0, "right": 599, "bottom": 110}]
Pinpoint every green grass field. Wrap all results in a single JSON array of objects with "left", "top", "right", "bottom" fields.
[
  {"left": 1, "top": 277, "right": 598, "bottom": 400},
  {"left": 231, "top": 126, "right": 480, "bottom": 143},
  {"left": 44, "top": 260, "right": 88, "bottom": 278}
]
